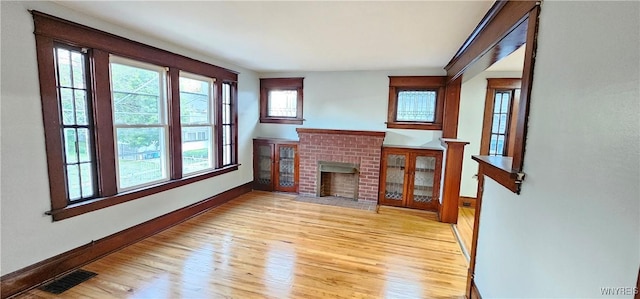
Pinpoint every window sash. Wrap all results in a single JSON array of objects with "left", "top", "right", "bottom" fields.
[
  {"left": 110, "top": 56, "right": 170, "bottom": 191},
  {"left": 54, "top": 44, "right": 99, "bottom": 203},
  {"left": 180, "top": 71, "right": 217, "bottom": 175}
]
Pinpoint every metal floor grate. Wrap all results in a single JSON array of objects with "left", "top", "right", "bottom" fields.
[{"left": 39, "top": 269, "right": 97, "bottom": 294}]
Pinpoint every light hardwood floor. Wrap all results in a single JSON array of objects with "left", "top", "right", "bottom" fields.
[
  {"left": 19, "top": 191, "right": 468, "bottom": 299},
  {"left": 456, "top": 207, "right": 475, "bottom": 256}
]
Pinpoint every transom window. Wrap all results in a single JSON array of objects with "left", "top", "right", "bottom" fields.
[
  {"left": 396, "top": 90, "right": 438, "bottom": 122},
  {"left": 34, "top": 11, "right": 239, "bottom": 221},
  {"left": 387, "top": 76, "right": 446, "bottom": 130},
  {"left": 260, "top": 77, "right": 304, "bottom": 124}
]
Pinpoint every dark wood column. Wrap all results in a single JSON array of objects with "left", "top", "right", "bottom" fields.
[{"left": 439, "top": 138, "right": 469, "bottom": 223}]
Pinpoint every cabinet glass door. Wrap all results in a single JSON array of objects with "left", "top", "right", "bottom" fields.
[
  {"left": 255, "top": 143, "right": 273, "bottom": 189},
  {"left": 277, "top": 145, "right": 296, "bottom": 192},
  {"left": 408, "top": 154, "right": 439, "bottom": 210},
  {"left": 382, "top": 153, "right": 407, "bottom": 206}
]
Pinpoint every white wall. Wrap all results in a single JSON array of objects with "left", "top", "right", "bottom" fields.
[
  {"left": 474, "top": 1, "right": 640, "bottom": 297},
  {"left": 256, "top": 70, "right": 445, "bottom": 146},
  {"left": 458, "top": 71, "right": 522, "bottom": 198},
  {"left": 0, "top": 1, "right": 259, "bottom": 275}
]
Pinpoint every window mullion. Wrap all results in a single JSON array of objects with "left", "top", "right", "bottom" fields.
[
  {"left": 215, "top": 81, "right": 224, "bottom": 168},
  {"left": 168, "top": 68, "right": 182, "bottom": 180},
  {"left": 92, "top": 49, "right": 118, "bottom": 196}
]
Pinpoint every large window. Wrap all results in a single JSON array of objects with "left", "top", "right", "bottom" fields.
[
  {"left": 387, "top": 76, "right": 446, "bottom": 130},
  {"left": 33, "top": 11, "right": 239, "bottom": 220},
  {"left": 259, "top": 77, "right": 304, "bottom": 124}
]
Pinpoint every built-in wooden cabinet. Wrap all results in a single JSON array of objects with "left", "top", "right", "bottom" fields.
[
  {"left": 379, "top": 146, "right": 443, "bottom": 211},
  {"left": 253, "top": 138, "right": 299, "bottom": 193}
]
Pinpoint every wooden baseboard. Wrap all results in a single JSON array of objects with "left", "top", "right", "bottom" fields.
[
  {"left": 459, "top": 196, "right": 477, "bottom": 208},
  {"left": 0, "top": 182, "right": 252, "bottom": 299},
  {"left": 470, "top": 279, "right": 483, "bottom": 299}
]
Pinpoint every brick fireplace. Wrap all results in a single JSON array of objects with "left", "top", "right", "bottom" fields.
[{"left": 296, "top": 128, "right": 386, "bottom": 202}]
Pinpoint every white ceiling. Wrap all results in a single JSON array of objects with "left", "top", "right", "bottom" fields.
[{"left": 55, "top": 1, "right": 496, "bottom": 73}]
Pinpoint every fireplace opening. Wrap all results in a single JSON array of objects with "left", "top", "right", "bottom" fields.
[{"left": 317, "top": 161, "right": 359, "bottom": 200}]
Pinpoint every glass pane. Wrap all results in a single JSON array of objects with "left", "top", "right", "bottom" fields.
[
  {"left": 74, "top": 90, "right": 88, "bottom": 125},
  {"left": 267, "top": 90, "right": 297, "bottom": 117},
  {"left": 66, "top": 164, "right": 81, "bottom": 201},
  {"left": 80, "top": 162, "right": 94, "bottom": 198},
  {"left": 223, "top": 145, "right": 232, "bottom": 166},
  {"left": 224, "top": 125, "right": 232, "bottom": 145},
  {"left": 223, "top": 83, "right": 231, "bottom": 105},
  {"left": 63, "top": 128, "right": 78, "bottom": 164},
  {"left": 413, "top": 156, "right": 435, "bottom": 202},
  {"left": 116, "top": 127, "right": 167, "bottom": 189},
  {"left": 396, "top": 90, "right": 436, "bottom": 122},
  {"left": 279, "top": 146, "right": 295, "bottom": 187},
  {"left": 56, "top": 48, "right": 72, "bottom": 87},
  {"left": 494, "top": 93, "right": 504, "bottom": 114},
  {"left": 111, "top": 62, "right": 162, "bottom": 125},
  {"left": 60, "top": 88, "right": 75, "bottom": 125},
  {"left": 71, "top": 51, "right": 85, "bottom": 89},
  {"left": 499, "top": 114, "right": 508, "bottom": 133},
  {"left": 492, "top": 114, "right": 500, "bottom": 133},
  {"left": 497, "top": 135, "right": 506, "bottom": 155},
  {"left": 384, "top": 154, "right": 406, "bottom": 200},
  {"left": 77, "top": 128, "right": 92, "bottom": 163},
  {"left": 257, "top": 145, "right": 272, "bottom": 185},
  {"left": 182, "top": 127, "right": 212, "bottom": 174},
  {"left": 179, "top": 76, "right": 210, "bottom": 124},
  {"left": 490, "top": 135, "right": 498, "bottom": 155},
  {"left": 501, "top": 92, "right": 510, "bottom": 111},
  {"left": 223, "top": 103, "right": 231, "bottom": 124}
]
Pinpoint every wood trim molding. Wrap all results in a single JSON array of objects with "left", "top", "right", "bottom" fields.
[
  {"left": 439, "top": 138, "right": 469, "bottom": 223},
  {"left": 466, "top": 169, "right": 485, "bottom": 298},
  {"left": 444, "top": 1, "right": 538, "bottom": 81},
  {"left": 295, "top": 128, "right": 386, "bottom": 137},
  {"left": 0, "top": 182, "right": 252, "bottom": 299},
  {"left": 259, "top": 77, "right": 304, "bottom": 125},
  {"left": 387, "top": 76, "right": 446, "bottom": 131},
  {"left": 470, "top": 280, "right": 483, "bottom": 299},
  {"left": 472, "top": 155, "right": 520, "bottom": 193},
  {"left": 442, "top": 76, "right": 463, "bottom": 138},
  {"left": 459, "top": 196, "right": 477, "bottom": 208}
]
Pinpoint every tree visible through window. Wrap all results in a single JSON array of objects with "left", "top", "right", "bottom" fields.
[
  {"left": 110, "top": 57, "right": 169, "bottom": 190},
  {"left": 34, "top": 11, "right": 240, "bottom": 220}
]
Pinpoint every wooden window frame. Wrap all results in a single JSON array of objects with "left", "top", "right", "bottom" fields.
[
  {"left": 480, "top": 78, "right": 522, "bottom": 157},
  {"left": 387, "top": 76, "right": 446, "bottom": 130},
  {"left": 33, "top": 11, "right": 239, "bottom": 221},
  {"left": 259, "top": 77, "right": 304, "bottom": 125}
]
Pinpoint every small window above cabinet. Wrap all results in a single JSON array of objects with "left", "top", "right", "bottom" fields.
[
  {"left": 379, "top": 146, "right": 443, "bottom": 211},
  {"left": 253, "top": 138, "right": 299, "bottom": 193}
]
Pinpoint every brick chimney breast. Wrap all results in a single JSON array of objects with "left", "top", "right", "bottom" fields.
[{"left": 296, "top": 129, "right": 386, "bottom": 201}]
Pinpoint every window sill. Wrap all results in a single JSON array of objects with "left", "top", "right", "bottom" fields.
[
  {"left": 47, "top": 164, "right": 240, "bottom": 221},
  {"left": 472, "top": 155, "right": 524, "bottom": 194},
  {"left": 260, "top": 117, "right": 304, "bottom": 125},
  {"left": 386, "top": 122, "right": 443, "bottom": 130}
]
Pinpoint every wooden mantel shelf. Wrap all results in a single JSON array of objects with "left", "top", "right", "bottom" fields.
[
  {"left": 296, "top": 128, "right": 386, "bottom": 137},
  {"left": 472, "top": 155, "right": 524, "bottom": 194}
]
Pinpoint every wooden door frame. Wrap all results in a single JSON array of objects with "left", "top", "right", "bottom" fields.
[{"left": 442, "top": 1, "right": 541, "bottom": 297}]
